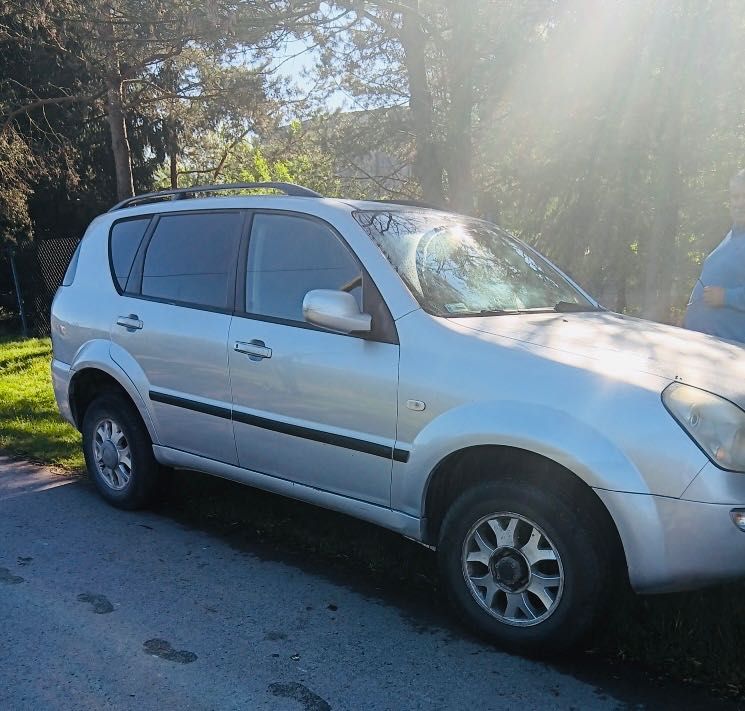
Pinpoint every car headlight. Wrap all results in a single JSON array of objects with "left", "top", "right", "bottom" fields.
[{"left": 663, "top": 382, "right": 745, "bottom": 472}]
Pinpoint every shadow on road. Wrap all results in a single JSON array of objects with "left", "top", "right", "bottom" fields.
[
  {"left": 151, "top": 467, "right": 743, "bottom": 710},
  {"left": 1, "top": 456, "right": 742, "bottom": 710}
]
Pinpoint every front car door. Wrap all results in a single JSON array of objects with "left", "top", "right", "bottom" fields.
[
  {"left": 228, "top": 211, "right": 400, "bottom": 506},
  {"left": 110, "top": 209, "right": 245, "bottom": 464}
]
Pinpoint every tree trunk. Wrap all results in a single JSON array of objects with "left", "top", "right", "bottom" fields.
[
  {"left": 165, "top": 60, "right": 179, "bottom": 189},
  {"left": 168, "top": 119, "right": 178, "bottom": 189},
  {"left": 106, "top": 76, "right": 135, "bottom": 201},
  {"left": 107, "top": 77, "right": 135, "bottom": 200},
  {"left": 103, "top": 14, "right": 134, "bottom": 201},
  {"left": 399, "top": 1, "right": 445, "bottom": 206},
  {"left": 446, "top": 4, "right": 475, "bottom": 214},
  {"left": 643, "top": 124, "right": 681, "bottom": 322}
]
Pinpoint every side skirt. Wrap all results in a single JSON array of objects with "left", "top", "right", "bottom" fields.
[{"left": 153, "top": 445, "right": 424, "bottom": 542}]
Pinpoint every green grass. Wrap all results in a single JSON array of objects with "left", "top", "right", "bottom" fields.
[
  {"left": 0, "top": 335, "right": 744, "bottom": 699},
  {"left": 0, "top": 336, "right": 83, "bottom": 469}
]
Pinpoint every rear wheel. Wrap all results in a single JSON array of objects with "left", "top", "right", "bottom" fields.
[
  {"left": 438, "top": 479, "right": 614, "bottom": 655},
  {"left": 82, "top": 391, "right": 161, "bottom": 510}
]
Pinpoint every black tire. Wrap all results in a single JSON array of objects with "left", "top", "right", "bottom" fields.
[
  {"left": 82, "top": 390, "right": 161, "bottom": 510},
  {"left": 438, "top": 479, "right": 615, "bottom": 656}
]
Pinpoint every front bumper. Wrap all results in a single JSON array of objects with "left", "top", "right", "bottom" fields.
[
  {"left": 51, "top": 359, "right": 75, "bottom": 428},
  {"left": 595, "top": 487, "right": 745, "bottom": 593}
]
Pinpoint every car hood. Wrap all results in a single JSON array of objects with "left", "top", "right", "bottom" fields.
[{"left": 452, "top": 310, "right": 745, "bottom": 405}]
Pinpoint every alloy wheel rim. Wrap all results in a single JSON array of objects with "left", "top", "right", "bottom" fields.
[
  {"left": 93, "top": 418, "right": 132, "bottom": 491},
  {"left": 461, "top": 511, "right": 564, "bottom": 626}
]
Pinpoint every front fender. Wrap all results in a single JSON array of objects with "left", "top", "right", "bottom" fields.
[
  {"left": 392, "top": 400, "right": 651, "bottom": 518},
  {"left": 70, "top": 339, "right": 159, "bottom": 444}
]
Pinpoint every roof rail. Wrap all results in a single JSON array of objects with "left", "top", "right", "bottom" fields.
[{"left": 109, "top": 182, "right": 322, "bottom": 212}]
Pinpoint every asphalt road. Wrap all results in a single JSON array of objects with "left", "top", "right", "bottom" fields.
[{"left": 0, "top": 455, "right": 739, "bottom": 711}]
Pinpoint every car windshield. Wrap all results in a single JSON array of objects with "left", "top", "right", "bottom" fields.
[{"left": 354, "top": 210, "right": 595, "bottom": 317}]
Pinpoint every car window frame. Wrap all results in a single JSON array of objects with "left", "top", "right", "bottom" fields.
[
  {"left": 234, "top": 209, "right": 398, "bottom": 345},
  {"left": 125, "top": 208, "right": 249, "bottom": 315}
]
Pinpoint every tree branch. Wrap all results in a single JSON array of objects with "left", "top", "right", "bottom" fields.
[
  {"left": 1, "top": 88, "right": 107, "bottom": 135},
  {"left": 212, "top": 128, "right": 253, "bottom": 180},
  {"left": 334, "top": 1, "right": 447, "bottom": 50}
]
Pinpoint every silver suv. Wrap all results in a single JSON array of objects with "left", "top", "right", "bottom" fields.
[{"left": 52, "top": 182, "right": 745, "bottom": 654}]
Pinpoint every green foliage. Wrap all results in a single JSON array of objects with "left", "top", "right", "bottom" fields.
[
  {"left": 0, "top": 132, "right": 35, "bottom": 246},
  {"left": 0, "top": 0, "right": 321, "bottom": 228},
  {"left": 162, "top": 123, "right": 344, "bottom": 197},
  {"left": 3, "top": 0, "right": 745, "bottom": 314},
  {"left": 0, "top": 0, "right": 172, "bottom": 241}
]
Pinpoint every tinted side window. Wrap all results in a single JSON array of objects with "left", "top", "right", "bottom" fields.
[
  {"left": 246, "top": 214, "right": 362, "bottom": 322},
  {"left": 110, "top": 218, "right": 150, "bottom": 292},
  {"left": 142, "top": 212, "right": 243, "bottom": 309}
]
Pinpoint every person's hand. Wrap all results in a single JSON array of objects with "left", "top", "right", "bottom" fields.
[{"left": 703, "top": 286, "right": 726, "bottom": 307}]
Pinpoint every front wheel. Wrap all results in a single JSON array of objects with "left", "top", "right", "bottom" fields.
[{"left": 438, "top": 480, "right": 614, "bottom": 655}]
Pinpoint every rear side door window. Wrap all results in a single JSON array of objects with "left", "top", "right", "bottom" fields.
[
  {"left": 245, "top": 213, "right": 362, "bottom": 322},
  {"left": 142, "top": 211, "right": 244, "bottom": 310}
]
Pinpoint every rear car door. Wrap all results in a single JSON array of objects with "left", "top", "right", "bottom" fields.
[
  {"left": 110, "top": 210, "right": 245, "bottom": 464},
  {"left": 228, "top": 211, "right": 400, "bottom": 506}
]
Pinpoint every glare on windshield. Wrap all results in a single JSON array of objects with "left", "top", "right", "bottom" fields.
[{"left": 354, "top": 210, "right": 593, "bottom": 316}]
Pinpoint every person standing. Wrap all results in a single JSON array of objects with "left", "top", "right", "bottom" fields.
[{"left": 684, "top": 170, "right": 745, "bottom": 343}]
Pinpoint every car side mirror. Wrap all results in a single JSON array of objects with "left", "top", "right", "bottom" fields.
[{"left": 302, "top": 289, "right": 372, "bottom": 334}]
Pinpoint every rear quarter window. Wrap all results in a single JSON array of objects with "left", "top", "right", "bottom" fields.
[
  {"left": 110, "top": 218, "right": 151, "bottom": 292},
  {"left": 62, "top": 241, "right": 82, "bottom": 287}
]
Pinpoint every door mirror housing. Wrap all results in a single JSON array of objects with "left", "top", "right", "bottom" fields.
[{"left": 303, "top": 289, "right": 372, "bottom": 334}]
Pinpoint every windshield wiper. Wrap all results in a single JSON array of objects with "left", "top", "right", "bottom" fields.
[
  {"left": 449, "top": 308, "right": 554, "bottom": 317},
  {"left": 444, "top": 303, "right": 603, "bottom": 317},
  {"left": 476, "top": 308, "right": 520, "bottom": 316},
  {"left": 440, "top": 308, "right": 519, "bottom": 317},
  {"left": 554, "top": 301, "right": 604, "bottom": 313}
]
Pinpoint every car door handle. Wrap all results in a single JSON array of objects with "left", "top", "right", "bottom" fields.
[
  {"left": 116, "top": 314, "right": 143, "bottom": 330},
  {"left": 234, "top": 340, "right": 272, "bottom": 361}
]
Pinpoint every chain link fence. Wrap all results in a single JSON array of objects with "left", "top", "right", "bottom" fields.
[{"left": 1, "top": 238, "right": 80, "bottom": 337}]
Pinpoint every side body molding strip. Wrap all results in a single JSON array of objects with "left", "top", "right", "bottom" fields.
[{"left": 149, "top": 389, "right": 410, "bottom": 463}]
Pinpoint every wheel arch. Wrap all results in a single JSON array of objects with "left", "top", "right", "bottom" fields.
[
  {"left": 68, "top": 363, "right": 158, "bottom": 444},
  {"left": 420, "top": 444, "right": 628, "bottom": 582}
]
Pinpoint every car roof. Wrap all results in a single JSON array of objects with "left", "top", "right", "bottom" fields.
[{"left": 337, "top": 198, "right": 454, "bottom": 215}]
